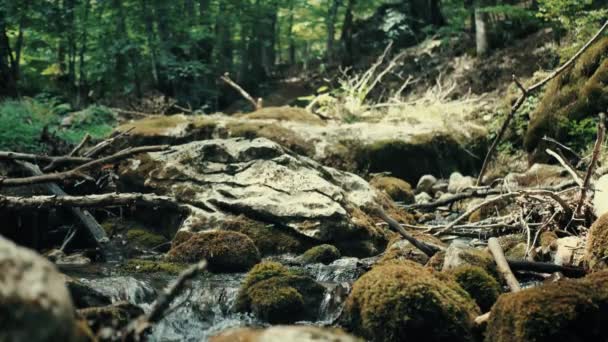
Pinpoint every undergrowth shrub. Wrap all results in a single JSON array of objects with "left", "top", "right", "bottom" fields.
[{"left": 0, "top": 98, "right": 116, "bottom": 152}]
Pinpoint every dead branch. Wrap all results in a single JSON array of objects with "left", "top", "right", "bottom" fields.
[
  {"left": 476, "top": 20, "right": 608, "bottom": 185},
  {"left": 0, "top": 151, "right": 90, "bottom": 167},
  {"left": 488, "top": 237, "right": 521, "bottom": 292},
  {"left": 375, "top": 207, "right": 444, "bottom": 257},
  {"left": 0, "top": 192, "right": 190, "bottom": 212},
  {"left": 122, "top": 260, "right": 207, "bottom": 341},
  {"left": 15, "top": 161, "right": 109, "bottom": 245},
  {"left": 507, "top": 260, "right": 586, "bottom": 278},
  {"left": 546, "top": 148, "right": 583, "bottom": 186},
  {"left": 575, "top": 112, "right": 606, "bottom": 216},
  {"left": 69, "top": 133, "right": 91, "bottom": 157},
  {"left": 220, "top": 73, "right": 262, "bottom": 111},
  {"left": 0, "top": 145, "right": 169, "bottom": 187},
  {"left": 83, "top": 127, "right": 135, "bottom": 158}
]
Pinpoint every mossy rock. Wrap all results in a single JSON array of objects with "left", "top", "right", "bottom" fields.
[
  {"left": 225, "top": 121, "right": 312, "bottom": 156},
  {"left": 165, "top": 230, "right": 261, "bottom": 272},
  {"left": 221, "top": 215, "right": 310, "bottom": 255},
  {"left": 369, "top": 175, "right": 415, "bottom": 204},
  {"left": 585, "top": 213, "right": 608, "bottom": 272},
  {"left": 485, "top": 272, "right": 608, "bottom": 342},
  {"left": 447, "top": 265, "right": 501, "bottom": 312},
  {"left": 236, "top": 262, "right": 325, "bottom": 324},
  {"left": 505, "top": 242, "right": 529, "bottom": 260},
  {"left": 342, "top": 260, "right": 480, "bottom": 342},
  {"left": 120, "top": 259, "right": 188, "bottom": 275},
  {"left": 299, "top": 244, "right": 341, "bottom": 265},
  {"left": 540, "top": 231, "right": 558, "bottom": 250},
  {"left": 114, "top": 115, "right": 216, "bottom": 146},
  {"left": 241, "top": 106, "right": 325, "bottom": 125},
  {"left": 210, "top": 325, "right": 363, "bottom": 342},
  {"left": 126, "top": 229, "right": 168, "bottom": 249},
  {"left": 525, "top": 37, "right": 608, "bottom": 157},
  {"left": 77, "top": 302, "right": 144, "bottom": 332},
  {"left": 444, "top": 245, "right": 498, "bottom": 278}
]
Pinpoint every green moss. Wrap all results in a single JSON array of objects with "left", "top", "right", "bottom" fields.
[
  {"left": 448, "top": 265, "right": 501, "bottom": 312},
  {"left": 236, "top": 261, "right": 325, "bottom": 324},
  {"left": 115, "top": 115, "right": 189, "bottom": 136},
  {"left": 525, "top": 37, "right": 608, "bottom": 154},
  {"left": 120, "top": 259, "right": 187, "bottom": 275},
  {"left": 221, "top": 215, "right": 309, "bottom": 255},
  {"left": 165, "top": 230, "right": 261, "bottom": 272},
  {"left": 369, "top": 175, "right": 415, "bottom": 204},
  {"left": 585, "top": 213, "right": 608, "bottom": 272},
  {"left": 126, "top": 229, "right": 168, "bottom": 248},
  {"left": 485, "top": 273, "right": 608, "bottom": 342},
  {"left": 426, "top": 250, "right": 446, "bottom": 271},
  {"left": 226, "top": 121, "right": 312, "bottom": 156},
  {"left": 299, "top": 244, "right": 341, "bottom": 265},
  {"left": 241, "top": 106, "right": 325, "bottom": 125},
  {"left": 505, "top": 242, "right": 529, "bottom": 260},
  {"left": 343, "top": 260, "right": 480, "bottom": 342}
]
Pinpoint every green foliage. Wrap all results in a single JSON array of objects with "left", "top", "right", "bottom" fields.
[{"left": 0, "top": 98, "right": 116, "bottom": 152}]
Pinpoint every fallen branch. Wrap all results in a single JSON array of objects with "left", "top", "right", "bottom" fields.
[
  {"left": 122, "top": 260, "right": 207, "bottom": 341},
  {"left": 375, "top": 207, "right": 444, "bottom": 257},
  {"left": 476, "top": 20, "right": 608, "bottom": 185},
  {"left": 220, "top": 73, "right": 262, "bottom": 111},
  {"left": 488, "top": 237, "right": 521, "bottom": 292},
  {"left": 0, "top": 151, "right": 90, "bottom": 167},
  {"left": 0, "top": 192, "right": 190, "bottom": 211},
  {"left": 69, "top": 133, "right": 92, "bottom": 157},
  {"left": 0, "top": 145, "right": 169, "bottom": 187},
  {"left": 507, "top": 260, "right": 586, "bottom": 278},
  {"left": 15, "top": 161, "right": 109, "bottom": 245},
  {"left": 575, "top": 112, "right": 606, "bottom": 216},
  {"left": 83, "top": 127, "right": 135, "bottom": 158}
]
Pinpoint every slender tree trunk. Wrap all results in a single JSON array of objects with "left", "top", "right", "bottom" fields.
[
  {"left": 326, "top": 0, "right": 341, "bottom": 64},
  {"left": 141, "top": 0, "right": 159, "bottom": 85},
  {"left": 287, "top": 0, "right": 296, "bottom": 65},
  {"left": 77, "top": 0, "right": 91, "bottom": 107},
  {"left": 340, "top": 0, "right": 355, "bottom": 66},
  {"left": 475, "top": 7, "right": 489, "bottom": 56}
]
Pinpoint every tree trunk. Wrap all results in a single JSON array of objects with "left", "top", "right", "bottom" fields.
[
  {"left": 287, "top": 0, "right": 296, "bottom": 65},
  {"left": 340, "top": 0, "right": 356, "bottom": 66},
  {"left": 475, "top": 8, "right": 489, "bottom": 56},
  {"left": 141, "top": 0, "right": 159, "bottom": 85},
  {"left": 326, "top": 0, "right": 341, "bottom": 64},
  {"left": 77, "top": 0, "right": 91, "bottom": 107}
]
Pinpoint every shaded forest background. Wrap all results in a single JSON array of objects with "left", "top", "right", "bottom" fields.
[{"left": 0, "top": 0, "right": 607, "bottom": 151}]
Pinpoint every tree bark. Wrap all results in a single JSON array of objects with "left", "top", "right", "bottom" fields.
[
  {"left": 475, "top": 8, "right": 489, "bottom": 56},
  {"left": 326, "top": 0, "right": 341, "bottom": 64}
]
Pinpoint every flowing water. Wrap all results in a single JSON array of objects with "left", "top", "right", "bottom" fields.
[{"left": 68, "top": 255, "right": 370, "bottom": 341}]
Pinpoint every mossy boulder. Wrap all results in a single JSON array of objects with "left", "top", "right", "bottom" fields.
[
  {"left": 299, "top": 244, "right": 341, "bottom": 265},
  {"left": 241, "top": 106, "right": 325, "bottom": 125},
  {"left": 369, "top": 175, "right": 415, "bottom": 203},
  {"left": 236, "top": 262, "right": 325, "bottom": 324},
  {"left": 342, "top": 260, "right": 480, "bottom": 342},
  {"left": 525, "top": 37, "right": 608, "bottom": 159},
  {"left": 210, "top": 325, "right": 363, "bottom": 342},
  {"left": 585, "top": 213, "right": 608, "bottom": 272},
  {"left": 114, "top": 114, "right": 216, "bottom": 146},
  {"left": 443, "top": 245, "right": 498, "bottom": 277},
  {"left": 447, "top": 265, "right": 501, "bottom": 312},
  {"left": 485, "top": 272, "right": 608, "bottom": 342},
  {"left": 505, "top": 242, "right": 529, "bottom": 260},
  {"left": 225, "top": 121, "right": 312, "bottom": 156},
  {"left": 120, "top": 259, "right": 187, "bottom": 275},
  {"left": 221, "top": 215, "right": 310, "bottom": 255},
  {"left": 125, "top": 228, "right": 168, "bottom": 249},
  {"left": 165, "top": 230, "right": 261, "bottom": 272}
]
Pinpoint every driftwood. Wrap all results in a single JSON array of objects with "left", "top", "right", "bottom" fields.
[
  {"left": 0, "top": 151, "right": 90, "bottom": 167},
  {"left": 488, "top": 237, "right": 521, "bottom": 292},
  {"left": 122, "top": 260, "right": 207, "bottom": 341},
  {"left": 476, "top": 20, "right": 608, "bottom": 185},
  {"left": 220, "top": 73, "right": 263, "bottom": 110},
  {"left": 376, "top": 207, "right": 444, "bottom": 257},
  {"left": 83, "top": 127, "right": 135, "bottom": 158},
  {"left": 507, "top": 260, "right": 586, "bottom": 278},
  {"left": 15, "top": 161, "right": 109, "bottom": 245},
  {"left": 0, "top": 145, "right": 169, "bottom": 187}
]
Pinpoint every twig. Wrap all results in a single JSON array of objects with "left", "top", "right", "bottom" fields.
[
  {"left": 83, "top": 127, "right": 135, "bottom": 158},
  {"left": 375, "top": 207, "right": 444, "bottom": 257},
  {"left": 69, "top": 133, "right": 91, "bottom": 157},
  {"left": 122, "top": 260, "right": 207, "bottom": 341},
  {"left": 0, "top": 145, "right": 169, "bottom": 187},
  {"left": 0, "top": 151, "right": 90, "bottom": 166},
  {"left": 575, "top": 112, "right": 606, "bottom": 216},
  {"left": 542, "top": 136, "right": 582, "bottom": 161},
  {"left": 488, "top": 237, "right": 521, "bottom": 292},
  {"left": 220, "top": 73, "right": 262, "bottom": 110},
  {"left": 545, "top": 148, "right": 583, "bottom": 186},
  {"left": 476, "top": 21, "right": 608, "bottom": 185}
]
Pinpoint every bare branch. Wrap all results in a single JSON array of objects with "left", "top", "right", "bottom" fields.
[
  {"left": 575, "top": 112, "right": 606, "bottom": 216},
  {"left": 488, "top": 237, "right": 521, "bottom": 292},
  {"left": 220, "top": 73, "right": 262, "bottom": 110}
]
